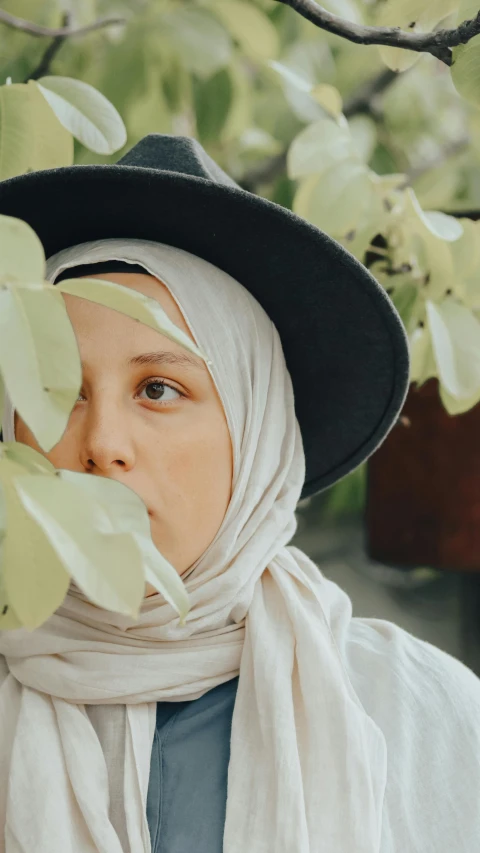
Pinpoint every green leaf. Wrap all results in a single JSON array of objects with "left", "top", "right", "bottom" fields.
[
  {"left": 293, "top": 160, "right": 376, "bottom": 235},
  {"left": 449, "top": 218, "right": 480, "bottom": 281},
  {"left": 0, "top": 80, "right": 73, "bottom": 180},
  {"left": 2, "top": 441, "right": 57, "bottom": 476},
  {"left": 422, "top": 0, "right": 460, "bottom": 27},
  {"left": 454, "top": 0, "right": 480, "bottom": 26},
  {"left": 393, "top": 189, "right": 463, "bottom": 301},
  {"left": 160, "top": 45, "right": 192, "bottom": 115},
  {"left": 404, "top": 188, "right": 462, "bottom": 242},
  {"left": 57, "top": 470, "right": 190, "bottom": 624},
  {"left": 126, "top": 65, "right": 172, "bottom": 141},
  {"left": 220, "top": 56, "right": 253, "bottom": 143},
  {"left": 287, "top": 116, "right": 354, "bottom": 179},
  {"left": 193, "top": 68, "right": 233, "bottom": 145},
  {"left": 0, "top": 372, "right": 4, "bottom": 442},
  {"left": 0, "top": 272, "right": 209, "bottom": 457},
  {"left": 207, "top": 0, "right": 279, "bottom": 61},
  {"left": 0, "top": 580, "right": 23, "bottom": 631},
  {"left": 236, "top": 128, "right": 283, "bottom": 158},
  {"left": 411, "top": 230, "right": 456, "bottom": 301},
  {"left": 426, "top": 298, "right": 480, "bottom": 398},
  {"left": 450, "top": 0, "right": 480, "bottom": 106},
  {"left": 348, "top": 115, "right": 378, "bottom": 164},
  {"left": 389, "top": 282, "right": 420, "bottom": 330},
  {"left": 163, "top": 7, "right": 232, "bottom": 80},
  {"left": 452, "top": 35, "right": 480, "bottom": 107},
  {"left": 378, "top": 45, "right": 422, "bottom": 75},
  {"left": 12, "top": 470, "right": 146, "bottom": 618},
  {"left": 0, "top": 474, "right": 22, "bottom": 630},
  {"left": 310, "top": 83, "right": 343, "bottom": 119},
  {"left": 409, "top": 325, "right": 438, "bottom": 386},
  {"left": 339, "top": 214, "right": 385, "bottom": 263},
  {"left": 56, "top": 277, "right": 209, "bottom": 364},
  {"left": 421, "top": 211, "right": 464, "bottom": 241},
  {"left": 0, "top": 453, "right": 70, "bottom": 629},
  {"left": 0, "top": 442, "right": 191, "bottom": 628},
  {"left": 36, "top": 76, "right": 127, "bottom": 155},
  {"left": 267, "top": 59, "right": 337, "bottom": 124},
  {"left": 0, "top": 563, "right": 23, "bottom": 631},
  {"left": 376, "top": 0, "right": 459, "bottom": 71},
  {"left": 0, "top": 214, "right": 45, "bottom": 284},
  {"left": 439, "top": 382, "right": 480, "bottom": 415},
  {"left": 321, "top": 0, "right": 363, "bottom": 24},
  {"left": 267, "top": 60, "right": 314, "bottom": 94},
  {"left": 0, "top": 283, "right": 82, "bottom": 453},
  {"left": 413, "top": 159, "right": 463, "bottom": 210}
]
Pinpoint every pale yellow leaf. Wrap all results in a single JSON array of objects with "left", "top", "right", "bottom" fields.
[
  {"left": 0, "top": 283, "right": 82, "bottom": 453},
  {"left": 13, "top": 471, "right": 146, "bottom": 618},
  {"left": 0, "top": 454, "right": 70, "bottom": 628},
  {"left": 310, "top": 84, "right": 343, "bottom": 119},
  {"left": 36, "top": 76, "right": 127, "bottom": 155},
  {"left": 163, "top": 7, "right": 232, "bottom": 79},
  {"left": 287, "top": 117, "right": 354, "bottom": 179},
  {"left": 452, "top": 34, "right": 480, "bottom": 107},
  {"left": 56, "top": 277, "right": 209, "bottom": 364},
  {"left": 208, "top": 0, "right": 279, "bottom": 61},
  {"left": 0, "top": 214, "right": 45, "bottom": 284},
  {"left": 426, "top": 298, "right": 480, "bottom": 398},
  {"left": 293, "top": 160, "right": 375, "bottom": 235},
  {"left": 58, "top": 470, "right": 190, "bottom": 624},
  {"left": 0, "top": 81, "right": 73, "bottom": 180}
]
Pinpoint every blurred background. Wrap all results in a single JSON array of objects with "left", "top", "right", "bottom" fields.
[{"left": 1, "top": 0, "right": 480, "bottom": 668}]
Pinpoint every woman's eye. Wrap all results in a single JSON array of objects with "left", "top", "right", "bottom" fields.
[
  {"left": 76, "top": 380, "right": 183, "bottom": 406},
  {"left": 138, "top": 380, "right": 182, "bottom": 404}
]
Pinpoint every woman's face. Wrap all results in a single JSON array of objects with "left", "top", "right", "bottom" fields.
[{"left": 14, "top": 272, "right": 234, "bottom": 595}]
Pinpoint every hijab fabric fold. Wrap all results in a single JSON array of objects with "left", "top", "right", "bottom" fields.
[{"left": 0, "top": 238, "right": 388, "bottom": 852}]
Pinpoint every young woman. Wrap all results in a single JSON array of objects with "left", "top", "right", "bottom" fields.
[{"left": 0, "top": 135, "right": 479, "bottom": 853}]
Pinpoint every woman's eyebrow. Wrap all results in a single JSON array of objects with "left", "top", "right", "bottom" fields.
[{"left": 127, "top": 351, "right": 204, "bottom": 371}]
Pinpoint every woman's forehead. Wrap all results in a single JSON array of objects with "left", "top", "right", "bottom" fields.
[{"left": 61, "top": 270, "right": 196, "bottom": 345}]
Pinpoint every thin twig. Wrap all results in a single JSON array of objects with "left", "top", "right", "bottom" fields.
[
  {"left": 444, "top": 208, "right": 480, "bottom": 220},
  {"left": 239, "top": 151, "right": 287, "bottom": 193},
  {"left": 0, "top": 8, "right": 125, "bottom": 39},
  {"left": 274, "top": 0, "right": 480, "bottom": 67},
  {"left": 25, "top": 12, "right": 71, "bottom": 81},
  {"left": 343, "top": 68, "right": 400, "bottom": 117},
  {"left": 239, "top": 66, "right": 401, "bottom": 193},
  {"left": 405, "top": 136, "right": 470, "bottom": 185}
]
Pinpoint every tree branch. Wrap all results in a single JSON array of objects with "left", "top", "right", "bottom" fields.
[
  {"left": 274, "top": 0, "right": 480, "bottom": 67},
  {"left": 0, "top": 9, "right": 126, "bottom": 39},
  {"left": 342, "top": 68, "right": 399, "bottom": 117},
  {"left": 445, "top": 208, "right": 480, "bottom": 220},
  {"left": 405, "top": 136, "right": 470, "bottom": 185},
  {"left": 240, "top": 151, "right": 287, "bottom": 193},
  {"left": 239, "top": 66, "right": 401, "bottom": 193},
  {"left": 25, "top": 12, "right": 71, "bottom": 81}
]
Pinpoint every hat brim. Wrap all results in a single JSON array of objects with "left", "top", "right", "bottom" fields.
[{"left": 0, "top": 164, "right": 410, "bottom": 500}]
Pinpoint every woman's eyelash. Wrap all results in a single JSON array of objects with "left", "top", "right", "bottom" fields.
[
  {"left": 76, "top": 378, "right": 184, "bottom": 406},
  {"left": 137, "top": 377, "right": 184, "bottom": 405}
]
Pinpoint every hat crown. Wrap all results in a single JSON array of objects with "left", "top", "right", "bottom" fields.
[{"left": 117, "top": 133, "right": 241, "bottom": 190}]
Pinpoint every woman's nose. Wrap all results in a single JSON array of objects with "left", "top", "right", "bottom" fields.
[{"left": 78, "top": 398, "right": 136, "bottom": 473}]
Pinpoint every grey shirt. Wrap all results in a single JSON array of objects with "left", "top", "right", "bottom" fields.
[{"left": 146, "top": 676, "right": 239, "bottom": 853}]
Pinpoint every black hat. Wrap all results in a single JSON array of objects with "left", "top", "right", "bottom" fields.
[{"left": 0, "top": 133, "right": 410, "bottom": 500}]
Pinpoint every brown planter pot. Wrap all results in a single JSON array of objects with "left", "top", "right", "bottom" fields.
[{"left": 365, "top": 377, "right": 480, "bottom": 574}]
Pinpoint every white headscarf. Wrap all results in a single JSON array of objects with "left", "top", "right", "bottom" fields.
[{"left": 1, "top": 238, "right": 480, "bottom": 853}]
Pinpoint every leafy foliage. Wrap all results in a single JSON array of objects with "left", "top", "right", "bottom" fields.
[
  {"left": 1, "top": 0, "right": 480, "bottom": 618},
  {"left": 0, "top": 214, "right": 196, "bottom": 629}
]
